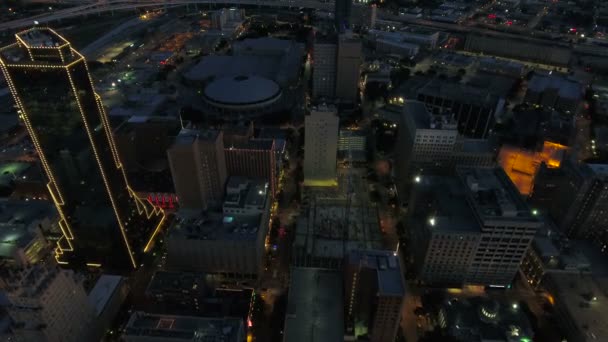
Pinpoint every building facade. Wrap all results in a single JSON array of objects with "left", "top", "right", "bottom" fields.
[
  {"left": 167, "top": 129, "right": 227, "bottom": 210},
  {"left": 0, "top": 27, "right": 165, "bottom": 269},
  {"left": 304, "top": 105, "right": 339, "bottom": 187},
  {"left": 336, "top": 34, "right": 362, "bottom": 103},
  {"left": 0, "top": 264, "right": 94, "bottom": 342},
  {"left": 345, "top": 250, "right": 405, "bottom": 342},
  {"left": 395, "top": 101, "right": 495, "bottom": 199},
  {"left": 409, "top": 168, "right": 543, "bottom": 287},
  {"left": 532, "top": 161, "right": 608, "bottom": 253},
  {"left": 224, "top": 139, "right": 277, "bottom": 196},
  {"left": 417, "top": 80, "right": 501, "bottom": 139},
  {"left": 312, "top": 39, "right": 337, "bottom": 99}
]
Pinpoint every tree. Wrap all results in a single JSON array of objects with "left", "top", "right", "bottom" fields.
[
  {"left": 269, "top": 217, "right": 281, "bottom": 244},
  {"left": 365, "top": 81, "right": 388, "bottom": 102},
  {"left": 390, "top": 67, "right": 411, "bottom": 87},
  {"left": 418, "top": 330, "right": 459, "bottom": 342}
]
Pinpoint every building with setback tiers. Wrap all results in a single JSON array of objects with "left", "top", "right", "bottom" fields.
[
  {"left": 0, "top": 27, "right": 165, "bottom": 269},
  {"left": 408, "top": 168, "right": 543, "bottom": 287}
]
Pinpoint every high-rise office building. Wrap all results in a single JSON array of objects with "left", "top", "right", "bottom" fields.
[
  {"left": 312, "top": 37, "right": 337, "bottom": 100},
  {"left": 304, "top": 105, "right": 339, "bottom": 187},
  {"left": 336, "top": 33, "right": 362, "bottom": 103},
  {"left": 335, "top": 0, "right": 353, "bottom": 31},
  {"left": 224, "top": 139, "right": 277, "bottom": 196},
  {"left": 396, "top": 101, "right": 459, "bottom": 176},
  {"left": 0, "top": 264, "right": 95, "bottom": 342},
  {"left": 345, "top": 249, "right": 405, "bottom": 342},
  {"left": 409, "top": 167, "right": 543, "bottom": 287},
  {"left": 0, "top": 27, "right": 165, "bottom": 270},
  {"left": 532, "top": 160, "right": 608, "bottom": 252},
  {"left": 417, "top": 79, "right": 502, "bottom": 139},
  {"left": 395, "top": 101, "right": 495, "bottom": 198},
  {"left": 167, "top": 128, "right": 227, "bottom": 210}
]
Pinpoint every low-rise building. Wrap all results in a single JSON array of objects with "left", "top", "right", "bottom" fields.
[
  {"left": 145, "top": 271, "right": 252, "bottom": 318},
  {"left": 525, "top": 73, "right": 582, "bottom": 114},
  {"left": 0, "top": 200, "right": 55, "bottom": 267},
  {"left": 123, "top": 312, "right": 245, "bottom": 342},
  {"left": 520, "top": 227, "right": 608, "bottom": 290},
  {"left": 438, "top": 297, "right": 534, "bottom": 342},
  {"left": 166, "top": 177, "right": 270, "bottom": 279}
]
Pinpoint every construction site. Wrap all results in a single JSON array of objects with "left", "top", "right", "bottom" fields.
[{"left": 293, "top": 168, "right": 384, "bottom": 269}]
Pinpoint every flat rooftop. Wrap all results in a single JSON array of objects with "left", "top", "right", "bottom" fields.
[
  {"left": 88, "top": 275, "right": 124, "bottom": 317},
  {"left": 174, "top": 128, "right": 219, "bottom": 145},
  {"left": 16, "top": 28, "right": 67, "bottom": 48},
  {"left": 226, "top": 138, "right": 274, "bottom": 151},
  {"left": 547, "top": 273, "right": 608, "bottom": 341},
  {"left": 414, "top": 175, "right": 479, "bottom": 233},
  {"left": 146, "top": 271, "right": 205, "bottom": 294},
  {"left": 348, "top": 249, "right": 405, "bottom": 296},
  {"left": 124, "top": 312, "right": 244, "bottom": 341},
  {"left": 170, "top": 211, "right": 262, "bottom": 242},
  {"left": 457, "top": 167, "right": 541, "bottom": 222},
  {"left": 403, "top": 100, "right": 457, "bottom": 130},
  {"left": 224, "top": 177, "right": 269, "bottom": 209},
  {"left": 528, "top": 74, "right": 581, "bottom": 100},
  {"left": 418, "top": 79, "right": 499, "bottom": 107},
  {"left": 460, "top": 139, "right": 494, "bottom": 154},
  {"left": 0, "top": 200, "right": 54, "bottom": 259},
  {"left": 284, "top": 268, "right": 344, "bottom": 342}
]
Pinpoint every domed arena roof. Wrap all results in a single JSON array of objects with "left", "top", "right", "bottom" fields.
[{"left": 203, "top": 75, "right": 281, "bottom": 107}]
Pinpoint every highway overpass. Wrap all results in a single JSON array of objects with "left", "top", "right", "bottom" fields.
[{"left": 0, "top": 0, "right": 333, "bottom": 31}]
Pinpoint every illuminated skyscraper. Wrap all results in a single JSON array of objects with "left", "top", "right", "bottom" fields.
[{"left": 0, "top": 27, "right": 166, "bottom": 270}]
